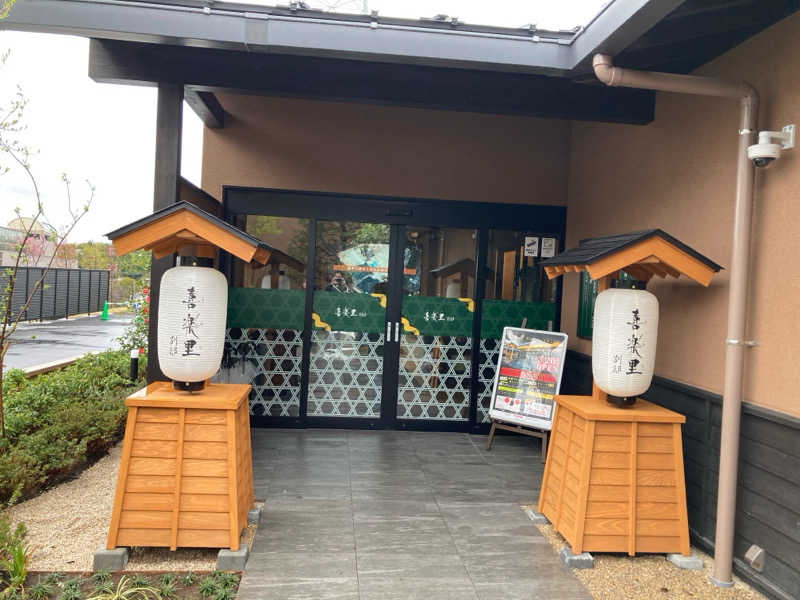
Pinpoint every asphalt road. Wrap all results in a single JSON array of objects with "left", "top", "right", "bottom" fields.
[{"left": 4, "top": 313, "right": 134, "bottom": 371}]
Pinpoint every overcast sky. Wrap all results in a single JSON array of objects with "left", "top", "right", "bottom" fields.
[{"left": 0, "top": 0, "right": 607, "bottom": 243}]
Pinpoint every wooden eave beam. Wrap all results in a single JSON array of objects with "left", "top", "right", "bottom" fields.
[
  {"left": 110, "top": 208, "right": 268, "bottom": 264},
  {"left": 621, "top": 264, "right": 653, "bottom": 281},
  {"left": 544, "top": 264, "right": 587, "bottom": 280},
  {"left": 184, "top": 87, "right": 225, "bottom": 129},
  {"left": 585, "top": 237, "right": 715, "bottom": 286}
]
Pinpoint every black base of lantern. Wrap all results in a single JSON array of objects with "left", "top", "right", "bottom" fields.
[
  {"left": 607, "top": 395, "right": 637, "bottom": 408},
  {"left": 173, "top": 380, "right": 206, "bottom": 393}
]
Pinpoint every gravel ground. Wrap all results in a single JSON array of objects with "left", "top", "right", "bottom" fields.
[
  {"left": 526, "top": 506, "right": 768, "bottom": 600},
  {"left": 5, "top": 444, "right": 256, "bottom": 572}
]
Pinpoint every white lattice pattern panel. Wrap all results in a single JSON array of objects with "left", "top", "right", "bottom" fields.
[
  {"left": 477, "top": 337, "right": 501, "bottom": 424},
  {"left": 216, "top": 328, "right": 303, "bottom": 417},
  {"left": 397, "top": 334, "right": 471, "bottom": 421},
  {"left": 307, "top": 330, "right": 383, "bottom": 418}
]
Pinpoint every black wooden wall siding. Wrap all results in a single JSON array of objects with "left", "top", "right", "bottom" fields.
[
  {"left": 561, "top": 351, "right": 800, "bottom": 600},
  {"left": 0, "top": 267, "right": 109, "bottom": 322}
]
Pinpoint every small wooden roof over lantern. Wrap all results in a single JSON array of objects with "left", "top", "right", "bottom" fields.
[
  {"left": 540, "top": 229, "right": 722, "bottom": 286},
  {"left": 105, "top": 201, "right": 304, "bottom": 272}
]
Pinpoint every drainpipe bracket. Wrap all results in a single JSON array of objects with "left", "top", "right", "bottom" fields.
[{"left": 725, "top": 339, "right": 758, "bottom": 347}]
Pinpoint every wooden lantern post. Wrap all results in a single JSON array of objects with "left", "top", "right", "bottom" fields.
[
  {"left": 104, "top": 202, "right": 278, "bottom": 551},
  {"left": 537, "top": 230, "right": 721, "bottom": 557}
]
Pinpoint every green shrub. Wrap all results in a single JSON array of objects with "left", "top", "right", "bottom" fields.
[{"left": 0, "top": 350, "right": 146, "bottom": 504}]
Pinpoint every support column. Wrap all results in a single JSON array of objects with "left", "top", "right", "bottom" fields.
[{"left": 147, "top": 83, "right": 183, "bottom": 382}]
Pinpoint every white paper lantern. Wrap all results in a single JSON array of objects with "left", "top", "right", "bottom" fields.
[
  {"left": 157, "top": 265, "right": 228, "bottom": 384},
  {"left": 592, "top": 287, "right": 659, "bottom": 399}
]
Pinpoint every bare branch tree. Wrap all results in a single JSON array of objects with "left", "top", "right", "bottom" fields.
[{"left": 0, "top": 49, "right": 93, "bottom": 438}]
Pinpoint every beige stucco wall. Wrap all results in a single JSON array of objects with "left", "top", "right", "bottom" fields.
[
  {"left": 201, "top": 95, "right": 570, "bottom": 206},
  {"left": 563, "top": 13, "right": 800, "bottom": 417}
]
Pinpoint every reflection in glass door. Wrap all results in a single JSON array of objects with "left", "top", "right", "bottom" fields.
[
  {"left": 477, "top": 230, "right": 559, "bottom": 424},
  {"left": 307, "top": 221, "right": 393, "bottom": 419},
  {"left": 396, "top": 227, "right": 476, "bottom": 421}
]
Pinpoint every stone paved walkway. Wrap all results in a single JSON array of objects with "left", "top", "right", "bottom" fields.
[{"left": 238, "top": 429, "right": 591, "bottom": 600}]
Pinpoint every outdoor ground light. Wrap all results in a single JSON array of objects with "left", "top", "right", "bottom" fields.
[
  {"left": 591, "top": 279, "right": 659, "bottom": 406},
  {"left": 157, "top": 256, "right": 228, "bottom": 391}
]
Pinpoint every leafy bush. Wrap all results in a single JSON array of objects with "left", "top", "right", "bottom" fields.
[
  {"left": 0, "top": 350, "right": 146, "bottom": 504},
  {"left": 116, "top": 291, "right": 149, "bottom": 354}
]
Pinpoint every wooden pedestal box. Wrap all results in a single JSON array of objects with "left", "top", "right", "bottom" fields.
[
  {"left": 106, "top": 383, "right": 254, "bottom": 551},
  {"left": 537, "top": 395, "right": 690, "bottom": 556}
]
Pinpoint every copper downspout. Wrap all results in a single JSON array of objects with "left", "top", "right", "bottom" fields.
[{"left": 592, "top": 54, "right": 758, "bottom": 587}]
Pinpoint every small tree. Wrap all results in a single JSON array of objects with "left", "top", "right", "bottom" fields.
[{"left": 0, "top": 50, "right": 93, "bottom": 438}]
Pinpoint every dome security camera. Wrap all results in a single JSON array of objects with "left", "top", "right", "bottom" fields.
[{"left": 748, "top": 125, "right": 795, "bottom": 168}]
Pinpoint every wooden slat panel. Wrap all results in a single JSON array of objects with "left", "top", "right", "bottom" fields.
[
  {"left": 180, "top": 494, "right": 230, "bottom": 512},
  {"left": 184, "top": 424, "right": 226, "bottom": 442},
  {"left": 588, "top": 485, "right": 630, "bottom": 501},
  {"left": 638, "top": 423, "right": 672, "bottom": 437},
  {"left": 589, "top": 469, "right": 630, "bottom": 485},
  {"left": 182, "top": 459, "right": 229, "bottom": 477},
  {"left": 584, "top": 518, "right": 629, "bottom": 535},
  {"left": 637, "top": 470, "right": 676, "bottom": 486},
  {"left": 134, "top": 423, "right": 178, "bottom": 441},
  {"left": 637, "top": 502, "right": 680, "bottom": 519},
  {"left": 591, "top": 452, "right": 629, "bottom": 469},
  {"left": 117, "top": 528, "right": 171, "bottom": 547},
  {"left": 107, "top": 407, "right": 138, "bottom": 549},
  {"left": 136, "top": 408, "right": 179, "bottom": 423},
  {"left": 226, "top": 409, "right": 240, "bottom": 550},
  {"left": 594, "top": 436, "right": 631, "bottom": 451},
  {"left": 126, "top": 474, "right": 175, "bottom": 494},
  {"left": 131, "top": 440, "right": 178, "bottom": 458},
  {"left": 637, "top": 453, "right": 674, "bottom": 469},
  {"left": 176, "top": 529, "right": 230, "bottom": 548},
  {"left": 672, "top": 423, "right": 691, "bottom": 556},
  {"left": 554, "top": 410, "right": 576, "bottom": 532},
  {"left": 586, "top": 501, "right": 628, "bottom": 518},
  {"left": 628, "top": 422, "right": 638, "bottom": 556},
  {"left": 595, "top": 422, "right": 632, "bottom": 436},
  {"left": 562, "top": 487, "right": 578, "bottom": 509},
  {"left": 566, "top": 456, "right": 582, "bottom": 480},
  {"left": 170, "top": 407, "right": 186, "bottom": 551},
  {"left": 185, "top": 409, "right": 227, "bottom": 425},
  {"left": 636, "top": 519, "right": 680, "bottom": 536},
  {"left": 638, "top": 486, "right": 678, "bottom": 503},
  {"left": 638, "top": 437, "right": 674, "bottom": 453},
  {"left": 181, "top": 476, "right": 228, "bottom": 495},
  {"left": 128, "top": 457, "right": 176, "bottom": 476},
  {"left": 119, "top": 510, "right": 172, "bottom": 529},
  {"left": 565, "top": 472, "right": 581, "bottom": 493},
  {"left": 548, "top": 474, "right": 562, "bottom": 495},
  {"left": 635, "top": 536, "right": 683, "bottom": 553},
  {"left": 178, "top": 511, "right": 229, "bottom": 530},
  {"left": 183, "top": 441, "right": 228, "bottom": 460},
  {"left": 583, "top": 534, "right": 628, "bottom": 552},
  {"left": 122, "top": 493, "right": 174, "bottom": 512}
]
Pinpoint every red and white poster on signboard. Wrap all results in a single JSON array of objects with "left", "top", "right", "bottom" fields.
[{"left": 488, "top": 327, "right": 568, "bottom": 431}]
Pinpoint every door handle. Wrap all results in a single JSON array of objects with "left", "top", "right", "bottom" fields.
[
  {"left": 394, "top": 321, "right": 400, "bottom": 342},
  {"left": 386, "top": 321, "right": 392, "bottom": 343}
]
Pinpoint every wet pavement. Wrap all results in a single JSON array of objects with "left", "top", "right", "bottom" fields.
[{"left": 4, "top": 312, "right": 133, "bottom": 370}]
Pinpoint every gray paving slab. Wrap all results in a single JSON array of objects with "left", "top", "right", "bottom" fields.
[{"left": 238, "top": 428, "right": 590, "bottom": 600}]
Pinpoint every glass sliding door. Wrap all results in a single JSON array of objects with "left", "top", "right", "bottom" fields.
[
  {"left": 396, "top": 227, "right": 477, "bottom": 421},
  {"left": 476, "top": 230, "right": 560, "bottom": 424},
  {"left": 307, "top": 220, "right": 395, "bottom": 420},
  {"left": 216, "top": 215, "right": 308, "bottom": 418}
]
